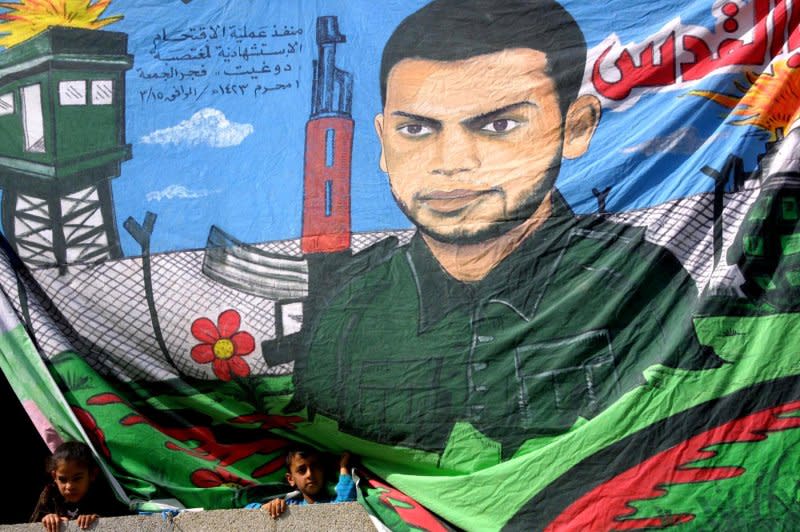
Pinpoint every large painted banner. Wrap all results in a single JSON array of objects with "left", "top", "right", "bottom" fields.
[{"left": 1, "top": 0, "right": 800, "bottom": 529}]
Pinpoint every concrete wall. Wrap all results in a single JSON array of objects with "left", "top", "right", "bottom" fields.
[{"left": 0, "top": 503, "right": 378, "bottom": 532}]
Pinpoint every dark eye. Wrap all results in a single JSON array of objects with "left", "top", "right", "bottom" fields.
[
  {"left": 480, "top": 118, "right": 521, "bottom": 133},
  {"left": 398, "top": 123, "right": 433, "bottom": 137}
]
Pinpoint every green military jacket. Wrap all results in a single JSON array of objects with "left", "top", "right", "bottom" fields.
[{"left": 294, "top": 194, "right": 721, "bottom": 457}]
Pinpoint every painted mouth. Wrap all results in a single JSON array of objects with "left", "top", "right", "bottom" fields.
[{"left": 417, "top": 189, "right": 493, "bottom": 213}]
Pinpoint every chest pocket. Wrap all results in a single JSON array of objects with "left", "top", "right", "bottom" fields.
[
  {"left": 352, "top": 356, "right": 454, "bottom": 449},
  {"left": 513, "top": 329, "right": 621, "bottom": 432}
]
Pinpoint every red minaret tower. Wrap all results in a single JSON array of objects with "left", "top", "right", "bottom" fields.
[{"left": 301, "top": 16, "right": 353, "bottom": 254}]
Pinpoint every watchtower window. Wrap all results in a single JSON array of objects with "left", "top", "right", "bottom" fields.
[
  {"left": 59, "top": 81, "right": 86, "bottom": 106},
  {"left": 325, "top": 128, "right": 335, "bottom": 167},
  {"left": 0, "top": 93, "right": 13, "bottom": 115},
  {"left": 325, "top": 180, "right": 333, "bottom": 217},
  {"left": 91, "top": 80, "right": 113, "bottom": 105},
  {"left": 21, "top": 84, "right": 45, "bottom": 152}
]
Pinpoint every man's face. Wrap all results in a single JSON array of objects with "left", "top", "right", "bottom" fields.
[
  {"left": 286, "top": 453, "right": 325, "bottom": 501},
  {"left": 375, "top": 48, "right": 592, "bottom": 244}
]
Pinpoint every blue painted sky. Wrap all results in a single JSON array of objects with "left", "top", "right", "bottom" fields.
[{"left": 3, "top": 0, "right": 771, "bottom": 255}]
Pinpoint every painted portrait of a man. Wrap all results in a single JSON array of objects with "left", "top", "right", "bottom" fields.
[{"left": 292, "top": 0, "right": 722, "bottom": 457}]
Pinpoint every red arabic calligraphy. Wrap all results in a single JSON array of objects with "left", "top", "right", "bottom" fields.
[
  {"left": 593, "top": 33, "right": 677, "bottom": 100},
  {"left": 592, "top": 0, "right": 800, "bottom": 101}
]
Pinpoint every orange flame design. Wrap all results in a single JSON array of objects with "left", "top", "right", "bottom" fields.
[
  {"left": 0, "top": 0, "right": 121, "bottom": 48},
  {"left": 690, "top": 59, "right": 800, "bottom": 141}
]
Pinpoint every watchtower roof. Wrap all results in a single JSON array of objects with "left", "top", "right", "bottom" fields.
[{"left": 0, "top": 27, "right": 131, "bottom": 85}]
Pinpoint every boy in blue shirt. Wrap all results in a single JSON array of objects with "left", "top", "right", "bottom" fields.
[{"left": 262, "top": 447, "right": 356, "bottom": 518}]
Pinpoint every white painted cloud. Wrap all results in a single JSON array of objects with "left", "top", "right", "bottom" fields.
[
  {"left": 146, "top": 185, "right": 216, "bottom": 201},
  {"left": 141, "top": 108, "right": 253, "bottom": 148},
  {"left": 622, "top": 127, "right": 729, "bottom": 156}
]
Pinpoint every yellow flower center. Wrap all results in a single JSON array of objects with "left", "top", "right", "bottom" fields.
[{"left": 213, "top": 338, "right": 235, "bottom": 360}]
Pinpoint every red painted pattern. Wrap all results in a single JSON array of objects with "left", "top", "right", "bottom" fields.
[
  {"left": 119, "top": 413, "right": 289, "bottom": 468},
  {"left": 87, "top": 392, "right": 291, "bottom": 477},
  {"left": 364, "top": 474, "right": 449, "bottom": 532},
  {"left": 191, "top": 466, "right": 256, "bottom": 488},
  {"left": 71, "top": 406, "right": 111, "bottom": 458},
  {"left": 545, "top": 400, "right": 800, "bottom": 531}
]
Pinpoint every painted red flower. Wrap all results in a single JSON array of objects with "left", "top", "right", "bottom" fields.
[
  {"left": 191, "top": 466, "right": 255, "bottom": 488},
  {"left": 190, "top": 310, "right": 255, "bottom": 381}
]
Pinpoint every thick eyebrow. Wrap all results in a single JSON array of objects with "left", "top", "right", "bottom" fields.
[
  {"left": 391, "top": 111, "right": 442, "bottom": 130},
  {"left": 462, "top": 101, "right": 535, "bottom": 129}
]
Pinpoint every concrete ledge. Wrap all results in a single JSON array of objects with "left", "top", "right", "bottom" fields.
[{"left": 0, "top": 503, "right": 377, "bottom": 532}]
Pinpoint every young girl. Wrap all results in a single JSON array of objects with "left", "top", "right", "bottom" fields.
[{"left": 29, "top": 441, "right": 125, "bottom": 531}]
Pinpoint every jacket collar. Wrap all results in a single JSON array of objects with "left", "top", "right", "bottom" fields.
[{"left": 405, "top": 190, "right": 576, "bottom": 333}]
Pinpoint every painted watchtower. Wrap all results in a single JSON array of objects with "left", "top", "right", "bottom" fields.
[
  {"left": 301, "top": 16, "right": 353, "bottom": 254},
  {"left": 0, "top": 27, "right": 132, "bottom": 270}
]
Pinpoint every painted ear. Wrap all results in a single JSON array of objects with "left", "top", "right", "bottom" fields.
[
  {"left": 285, "top": 473, "right": 295, "bottom": 487},
  {"left": 374, "top": 113, "right": 388, "bottom": 172},
  {"left": 562, "top": 94, "right": 601, "bottom": 160}
]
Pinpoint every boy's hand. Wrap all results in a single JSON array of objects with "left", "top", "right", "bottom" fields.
[
  {"left": 339, "top": 451, "right": 352, "bottom": 474},
  {"left": 261, "top": 498, "right": 287, "bottom": 519},
  {"left": 41, "top": 513, "right": 67, "bottom": 532},
  {"left": 76, "top": 514, "right": 98, "bottom": 530}
]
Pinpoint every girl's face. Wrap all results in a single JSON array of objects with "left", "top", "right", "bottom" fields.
[{"left": 51, "top": 460, "right": 95, "bottom": 503}]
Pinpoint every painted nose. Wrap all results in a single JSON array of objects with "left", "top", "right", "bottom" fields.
[{"left": 430, "top": 128, "right": 480, "bottom": 177}]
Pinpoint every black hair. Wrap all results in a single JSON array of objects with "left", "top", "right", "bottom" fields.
[
  {"left": 46, "top": 441, "right": 95, "bottom": 473},
  {"left": 379, "top": 0, "right": 587, "bottom": 116},
  {"left": 284, "top": 445, "right": 321, "bottom": 472}
]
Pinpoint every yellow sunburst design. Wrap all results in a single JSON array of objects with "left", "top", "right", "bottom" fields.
[
  {"left": 690, "top": 59, "right": 800, "bottom": 141},
  {"left": 0, "top": 0, "right": 121, "bottom": 48}
]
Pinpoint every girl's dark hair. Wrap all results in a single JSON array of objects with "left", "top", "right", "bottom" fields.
[{"left": 46, "top": 441, "right": 95, "bottom": 472}]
